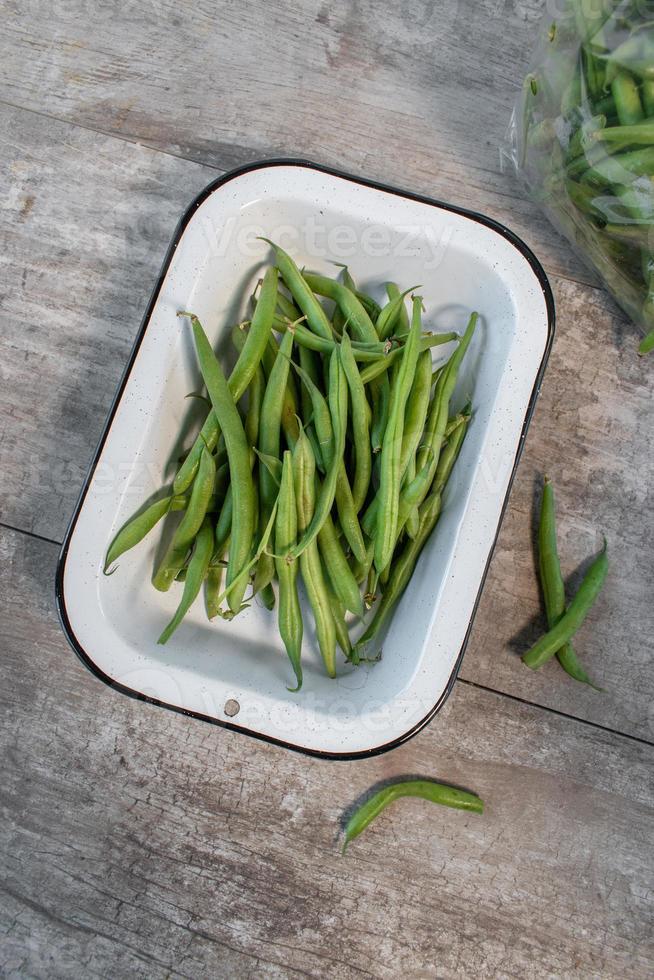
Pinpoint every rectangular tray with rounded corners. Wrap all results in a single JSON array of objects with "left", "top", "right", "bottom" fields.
[{"left": 56, "top": 159, "right": 554, "bottom": 759}]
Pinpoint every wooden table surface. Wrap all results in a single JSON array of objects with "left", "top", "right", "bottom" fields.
[{"left": 1, "top": 2, "right": 652, "bottom": 977}]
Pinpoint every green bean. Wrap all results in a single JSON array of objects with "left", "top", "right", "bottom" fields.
[
  {"left": 358, "top": 333, "right": 458, "bottom": 385},
  {"left": 340, "top": 332, "right": 372, "bottom": 510},
  {"left": 214, "top": 485, "right": 232, "bottom": 551},
  {"left": 257, "top": 329, "right": 295, "bottom": 593},
  {"left": 538, "top": 477, "right": 600, "bottom": 689},
  {"left": 302, "top": 272, "right": 378, "bottom": 343},
  {"left": 105, "top": 495, "right": 174, "bottom": 573},
  {"left": 181, "top": 313, "right": 256, "bottom": 613},
  {"left": 158, "top": 517, "right": 214, "bottom": 643},
  {"left": 275, "top": 450, "right": 303, "bottom": 691},
  {"left": 376, "top": 286, "right": 416, "bottom": 341},
  {"left": 332, "top": 264, "right": 356, "bottom": 332},
  {"left": 342, "top": 779, "right": 483, "bottom": 851},
  {"left": 292, "top": 426, "right": 337, "bottom": 677},
  {"left": 261, "top": 240, "right": 333, "bottom": 339},
  {"left": 289, "top": 349, "right": 348, "bottom": 560},
  {"left": 205, "top": 495, "right": 280, "bottom": 618},
  {"left": 259, "top": 582, "right": 276, "bottom": 611},
  {"left": 349, "top": 539, "right": 375, "bottom": 586},
  {"left": 642, "top": 79, "right": 654, "bottom": 116},
  {"left": 326, "top": 583, "right": 353, "bottom": 658},
  {"left": 415, "top": 314, "right": 478, "bottom": 493},
  {"left": 354, "top": 490, "right": 442, "bottom": 659},
  {"left": 594, "top": 121, "right": 654, "bottom": 147},
  {"left": 354, "top": 289, "right": 382, "bottom": 323},
  {"left": 611, "top": 71, "right": 644, "bottom": 126},
  {"left": 259, "top": 331, "right": 294, "bottom": 513},
  {"left": 369, "top": 375, "right": 390, "bottom": 455},
  {"left": 276, "top": 290, "right": 301, "bottom": 322},
  {"left": 244, "top": 364, "right": 264, "bottom": 447},
  {"left": 639, "top": 329, "right": 654, "bottom": 354},
  {"left": 375, "top": 296, "right": 423, "bottom": 573},
  {"left": 288, "top": 344, "right": 366, "bottom": 560},
  {"left": 173, "top": 268, "right": 277, "bottom": 494},
  {"left": 605, "top": 30, "right": 654, "bottom": 81},
  {"left": 275, "top": 317, "right": 391, "bottom": 362},
  {"left": 522, "top": 539, "right": 608, "bottom": 670},
  {"left": 206, "top": 540, "right": 228, "bottom": 620},
  {"left": 153, "top": 445, "right": 216, "bottom": 592},
  {"left": 399, "top": 349, "right": 433, "bottom": 479},
  {"left": 318, "top": 511, "right": 364, "bottom": 617},
  {"left": 580, "top": 146, "right": 654, "bottom": 185},
  {"left": 298, "top": 344, "right": 324, "bottom": 468},
  {"left": 386, "top": 283, "right": 410, "bottom": 334},
  {"left": 434, "top": 408, "right": 470, "bottom": 492}
]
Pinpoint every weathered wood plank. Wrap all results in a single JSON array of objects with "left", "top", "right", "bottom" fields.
[
  {"left": 1, "top": 526, "right": 652, "bottom": 979},
  {"left": 460, "top": 274, "right": 654, "bottom": 742},
  {"left": 0, "top": 104, "right": 215, "bottom": 537},
  {"left": 0, "top": 0, "right": 603, "bottom": 287}
]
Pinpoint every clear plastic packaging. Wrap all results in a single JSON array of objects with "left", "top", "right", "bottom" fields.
[{"left": 505, "top": 1, "right": 654, "bottom": 354}]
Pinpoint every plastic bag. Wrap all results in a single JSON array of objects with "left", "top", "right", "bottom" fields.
[{"left": 505, "top": 0, "right": 654, "bottom": 354}]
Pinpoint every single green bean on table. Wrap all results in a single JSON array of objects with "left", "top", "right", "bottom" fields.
[
  {"left": 342, "top": 779, "right": 483, "bottom": 852},
  {"left": 104, "top": 242, "right": 481, "bottom": 687}
]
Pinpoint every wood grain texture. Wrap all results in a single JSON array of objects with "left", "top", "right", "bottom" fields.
[
  {"left": 0, "top": 103, "right": 215, "bottom": 537},
  {"left": 1, "top": 526, "right": 652, "bottom": 979},
  {"left": 0, "top": 0, "right": 621, "bottom": 291}
]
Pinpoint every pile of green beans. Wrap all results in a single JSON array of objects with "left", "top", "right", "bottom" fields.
[
  {"left": 523, "top": 476, "right": 608, "bottom": 683},
  {"left": 517, "top": 1, "right": 654, "bottom": 354},
  {"left": 104, "top": 242, "right": 478, "bottom": 690}
]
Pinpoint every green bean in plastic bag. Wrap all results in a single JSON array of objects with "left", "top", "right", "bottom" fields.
[{"left": 505, "top": 0, "right": 654, "bottom": 355}]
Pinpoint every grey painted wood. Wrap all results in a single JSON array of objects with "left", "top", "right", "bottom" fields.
[
  {"left": 0, "top": 0, "right": 610, "bottom": 289},
  {"left": 1, "top": 1, "right": 653, "bottom": 972},
  {"left": 1, "top": 527, "right": 652, "bottom": 979}
]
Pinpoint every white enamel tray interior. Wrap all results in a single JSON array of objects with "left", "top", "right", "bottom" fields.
[{"left": 58, "top": 162, "right": 553, "bottom": 758}]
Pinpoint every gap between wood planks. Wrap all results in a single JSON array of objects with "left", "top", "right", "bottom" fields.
[
  {"left": 3, "top": 517, "right": 651, "bottom": 750},
  {"left": 0, "top": 95, "right": 609, "bottom": 298}
]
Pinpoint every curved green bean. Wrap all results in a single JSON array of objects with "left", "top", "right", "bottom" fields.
[
  {"left": 260, "top": 240, "right": 332, "bottom": 339},
  {"left": 158, "top": 517, "right": 214, "bottom": 643},
  {"left": 302, "top": 272, "right": 378, "bottom": 343},
  {"left": 153, "top": 445, "right": 216, "bottom": 592},
  {"left": 342, "top": 778, "right": 483, "bottom": 851},
  {"left": 105, "top": 495, "right": 173, "bottom": 573}
]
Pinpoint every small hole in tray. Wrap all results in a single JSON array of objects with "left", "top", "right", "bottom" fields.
[{"left": 224, "top": 699, "right": 240, "bottom": 717}]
